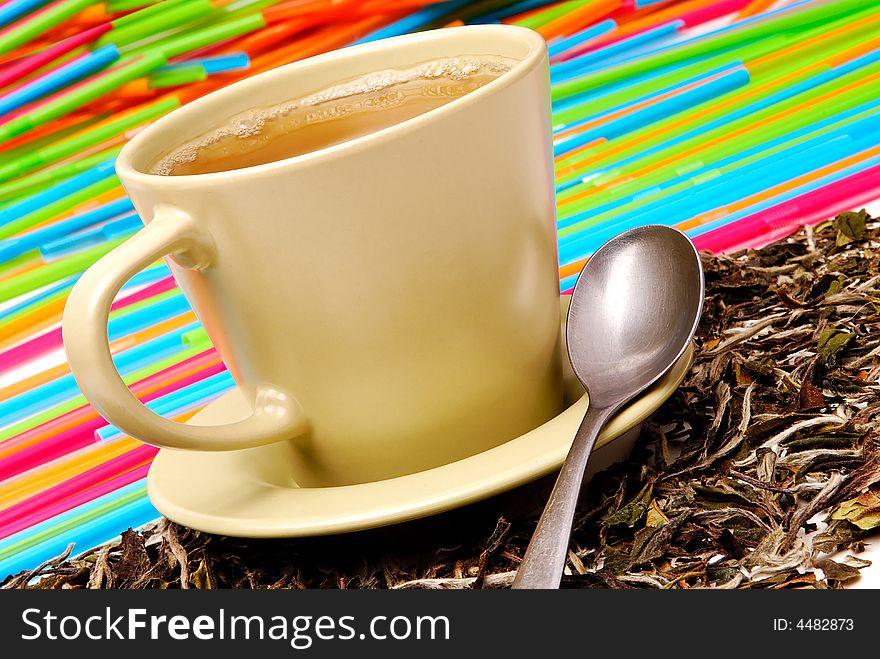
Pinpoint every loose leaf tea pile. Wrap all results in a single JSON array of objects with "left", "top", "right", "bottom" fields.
[{"left": 4, "top": 213, "right": 880, "bottom": 590}]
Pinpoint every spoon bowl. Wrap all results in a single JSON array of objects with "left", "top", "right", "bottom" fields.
[
  {"left": 567, "top": 225, "right": 704, "bottom": 408},
  {"left": 513, "top": 225, "right": 704, "bottom": 589}
]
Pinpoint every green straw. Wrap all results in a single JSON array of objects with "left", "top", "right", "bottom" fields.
[
  {"left": 110, "top": 0, "right": 193, "bottom": 28},
  {"left": 0, "top": 116, "right": 106, "bottom": 169},
  {"left": 0, "top": 237, "right": 126, "bottom": 304},
  {"left": 515, "top": 0, "right": 579, "bottom": 29},
  {"left": 552, "top": 0, "right": 869, "bottom": 101},
  {"left": 0, "top": 251, "right": 38, "bottom": 277},
  {"left": 149, "top": 12, "right": 266, "bottom": 60},
  {"left": 0, "top": 261, "right": 175, "bottom": 328},
  {"left": 0, "top": 147, "right": 123, "bottom": 203},
  {"left": 148, "top": 64, "right": 207, "bottom": 89},
  {"left": 553, "top": 37, "right": 788, "bottom": 129},
  {"left": 0, "top": 176, "right": 121, "bottom": 241},
  {"left": 0, "top": 97, "right": 178, "bottom": 183},
  {"left": 0, "top": 0, "right": 98, "bottom": 56},
  {"left": 105, "top": 0, "right": 160, "bottom": 12},
  {"left": 98, "top": 0, "right": 217, "bottom": 48},
  {"left": 0, "top": 284, "right": 73, "bottom": 327},
  {"left": 0, "top": 52, "right": 168, "bottom": 143},
  {"left": 220, "top": 0, "right": 287, "bottom": 18}
]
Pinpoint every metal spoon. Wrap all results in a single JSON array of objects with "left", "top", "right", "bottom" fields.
[{"left": 512, "top": 225, "right": 704, "bottom": 589}]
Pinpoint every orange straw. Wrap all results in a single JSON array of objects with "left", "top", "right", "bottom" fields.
[
  {"left": 538, "top": 0, "right": 621, "bottom": 39},
  {"left": 677, "top": 143, "right": 880, "bottom": 230},
  {"left": 0, "top": 296, "right": 67, "bottom": 350},
  {"left": 738, "top": 0, "right": 778, "bottom": 20},
  {"left": 0, "top": 438, "right": 143, "bottom": 509}
]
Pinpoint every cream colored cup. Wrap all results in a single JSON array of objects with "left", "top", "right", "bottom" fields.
[{"left": 63, "top": 25, "right": 562, "bottom": 488}]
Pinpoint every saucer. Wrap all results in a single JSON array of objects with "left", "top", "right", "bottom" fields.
[{"left": 147, "top": 296, "right": 694, "bottom": 537}]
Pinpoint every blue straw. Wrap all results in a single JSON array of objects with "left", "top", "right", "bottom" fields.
[
  {"left": 106, "top": 292, "right": 192, "bottom": 339},
  {"left": 689, "top": 150, "right": 880, "bottom": 237},
  {"left": 39, "top": 212, "right": 142, "bottom": 258},
  {"left": 558, "top": 100, "right": 880, "bottom": 224},
  {"left": 0, "top": 486, "right": 159, "bottom": 580},
  {"left": 350, "top": 0, "right": 473, "bottom": 44},
  {"left": 551, "top": 56, "right": 735, "bottom": 113},
  {"left": 603, "top": 0, "right": 817, "bottom": 67},
  {"left": 558, "top": 153, "right": 880, "bottom": 291},
  {"left": 0, "top": 0, "right": 53, "bottom": 30},
  {"left": 0, "top": 322, "right": 200, "bottom": 426},
  {"left": 158, "top": 52, "right": 249, "bottom": 74},
  {"left": 553, "top": 64, "right": 750, "bottom": 157},
  {"left": 547, "top": 19, "right": 616, "bottom": 58},
  {"left": 551, "top": 21, "right": 684, "bottom": 82},
  {"left": 97, "top": 370, "right": 234, "bottom": 441},
  {"left": 472, "top": 0, "right": 559, "bottom": 23},
  {"left": 0, "top": 45, "right": 119, "bottom": 117},
  {"left": 0, "top": 481, "right": 149, "bottom": 556},
  {"left": 558, "top": 149, "right": 880, "bottom": 291},
  {"left": 0, "top": 159, "right": 118, "bottom": 230},
  {"left": 0, "top": 195, "right": 134, "bottom": 263},
  {"left": 553, "top": 59, "right": 743, "bottom": 133},
  {"left": 558, "top": 132, "right": 879, "bottom": 264}
]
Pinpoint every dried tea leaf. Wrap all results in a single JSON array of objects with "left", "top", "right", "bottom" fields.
[
  {"left": 741, "top": 356, "right": 776, "bottom": 379},
  {"left": 629, "top": 512, "right": 690, "bottom": 566},
  {"left": 841, "top": 555, "right": 872, "bottom": 570},
  {"left": 115, "top": 529, "right": 150, "bottom": 587},
  {"left": 817, "top": 328, "right": 855, "bottom": 367},
  {"left": 602, "top": 482, "right": 653, "bottom": 529},
  {"left": 813, "top": 557, "right": 861, "bottom": 583},
  {"left": 834, "top": 209, "right": 868, "bottom": 246},
  {"left": 645, "top": 500, "right": 669, "bottom": 527},
  {"left": 830, "top": 489, "right": 880, "bottom": 530},
  {"left": 189, "top": 560, "right": 213, "bottom": 589},
  {"left": 798, "top": 379, "right": 825, "bottom": 411},
  {"left": 812, "top": 519, "right": 863, "bottom": 554}
]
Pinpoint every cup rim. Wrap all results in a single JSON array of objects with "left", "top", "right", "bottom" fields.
[{"left": 117, "top": 25, "right": 546, "bottom": 184}]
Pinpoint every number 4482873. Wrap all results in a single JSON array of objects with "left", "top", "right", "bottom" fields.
[{"left": 796, "top": 619, "right": 854, "bottom": 631}]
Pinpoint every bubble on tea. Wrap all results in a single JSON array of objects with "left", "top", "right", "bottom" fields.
[{"left": 149, "top": 55, "right": 517, "bottom": 176}]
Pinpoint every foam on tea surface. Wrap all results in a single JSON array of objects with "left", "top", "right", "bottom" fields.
[{"left": 149, "top": 55, "right": 516, "bottom": 176}]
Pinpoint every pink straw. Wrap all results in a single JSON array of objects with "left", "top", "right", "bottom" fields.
[
  {"left": 0, "top": 23, "right": 111, "bottom": 90},
  {"left": 109, "top": 275, "right": 176, "bottom": 308},
  {"left": 0, "top": 275, "right": 176, "bottom": 375},
  {"left": 0, "top": 464, "right": 149, "bottom": 539},
  {"left": 0, "top": 348, "right": 222, "bottom": 479},
  {"left": 693, "top": 162, "right": 880, "bottom": 253}
]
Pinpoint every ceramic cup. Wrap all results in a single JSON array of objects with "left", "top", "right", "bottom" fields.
[{"left": 63, "top": 25, "right": 562, "bottom": 487}]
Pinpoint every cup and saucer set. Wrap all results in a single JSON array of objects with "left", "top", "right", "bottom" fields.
[{"left": 62, "top": 26, "right": 694, "bottom": 539}]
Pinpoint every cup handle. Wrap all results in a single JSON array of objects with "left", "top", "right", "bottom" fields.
[{"left": 62, "top": 204, "right": 309, "bottom": 451}]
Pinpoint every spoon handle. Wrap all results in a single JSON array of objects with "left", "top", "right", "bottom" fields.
[{"left": 512, "top": 404, "right": 614, "bottom": 589}]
